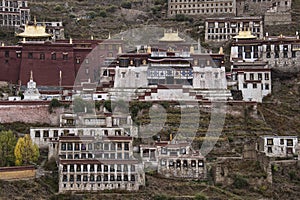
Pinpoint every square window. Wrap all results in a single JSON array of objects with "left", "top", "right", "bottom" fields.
[{"left": 267, "top": 139, "right": 273, "bottom": 145}]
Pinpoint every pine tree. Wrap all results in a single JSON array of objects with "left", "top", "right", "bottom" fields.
[
  {"left": 0, "top": 130, "right": 17, "bottom": 167},
  {"left": 14, "top": 134, "right": 39, "bottom": 166}
]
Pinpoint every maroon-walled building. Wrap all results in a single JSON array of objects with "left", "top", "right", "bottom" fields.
[{"left": 0, "top": 36, "right": 122, "bottom": 87}]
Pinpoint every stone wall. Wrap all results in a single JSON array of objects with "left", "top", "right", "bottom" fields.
[
  {"left": 0, "top": 102, "right": 63, "bottom": 125},
  {"left": 0, "top": 166, "right": 36, "bottom": 180},
  {"left": 264, "top": 12, "right": 292, "bottom": 26}
]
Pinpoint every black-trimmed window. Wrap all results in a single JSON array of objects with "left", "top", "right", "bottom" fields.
[
  {"left": 63, "top": 53, "right": 68, "bottom": 60},
  {"left": 76, "top": 175, "right": 81, "bottom": 181},
  {"left": 28, "top": 52, "right": 33, "bottom": 59},
  {"left": 198, "top": 160, "right": 204, "bottom": 167},
  {"left": 51, "top": 52, "right": 56, "bottom": 60},
  {"left": 35, "top": 130, "right": 40, "bottom": 138},
  {"left": 267, "top": 138, "right": 273, "bottom": 145},
  {"left": 40, "top": 53, "right": 45, "bottom": 60},
  {"left": 5, "top": 51, "right": 9, "bottom": 57},
  {"left": 287, "top": 139, "right": 293, "bottom": 146}
]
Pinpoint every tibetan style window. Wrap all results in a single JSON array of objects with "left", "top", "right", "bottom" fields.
[
  {"left": 287, "top": 139, "right": 293, "bottom": 146},
  {"left": 28, "top": 52, "right": 33, "bottom": 59},
  {"left": 4, "top": 51, "right": 9, "bottom": 57},
  {"left": 264, "top": 73, "right": 269, "bottom": 80},
  {"left": 191, "top": 160, "right": 196, "bottom": 167},
  {"left": 54, "top": 130, "right": 59, "bottom": 137},
  {"left": 161, "top": 159, "right": 166, "bottom": 166},
  {"left": 51, "top": 52, "right": 56, "bottom": 60},
  {"left": 43, "top": 130, "right": 49, "bottom": 138},
  {"left": 90, "top": 175, "right": 95, "bottom": 182},
  {"left": 280, "top": 139, "right": 284, "bottom": 145},
  {"left": 198, "top": 160, "right": 204, "bottom": 167},
  {"left": 267, "top": 138, "right": 273, "bottom": 145},
  {"left": 124, "top": 143, "right": 129, "bottom": 151},
  {"left": 63, "top": 53, "right": 68, "bottom": 60},
  {"left": 267, "top": 147, "right": 272, "bottom": 153},
  {"left": 76, "top": 165, "right": 81, "bottom": 172},
  {"left": 180, "top": 148, "right": 186, "bottom": 154},
  {"left": 35, "top": 130, "right": 40, "bottom": 138},
  {"left": 63, "top": 175, "right": 68, "bottom": 182},
  {"left": 40, "top": 53, "right": 45, "bottom": 60},
  {"left": 96, "top": 175, "right": 101, "bottom": 182},
  {"left": 62, "top": 165, "right": 67, "bottom": 172},
  {"left": 76, "top": 175, "right": 81, "bottom": 181},
  {"left": 131, "top": 175, "right": 135, "bottom": 181},
  {"left": 176, "top": 160, "right": 181, "bottom": 168},
  {"left": 258, "top": 73, "right": 262, "bottom": 80},
  {"left": 161, "top": 147, "right": 167, "bottom": 154},
  {"left": 61, "top": 143, "right": 66, "bottom": 151},
  {"left": 183, "top": 160, "right": 188, "bottom": 168}
]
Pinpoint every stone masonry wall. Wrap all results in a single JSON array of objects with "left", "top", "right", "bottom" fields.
[
  {"left": 0, "top": 104, "right": 63, "bottom": 125},
  {"left": 0, "top": 166, "right": 36, "bottom": 180}
]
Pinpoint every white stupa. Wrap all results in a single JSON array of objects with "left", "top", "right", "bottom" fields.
[{"left": 23, "top": 71, "right": 41, "bottom": 100}]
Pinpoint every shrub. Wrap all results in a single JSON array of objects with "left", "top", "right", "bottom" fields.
[
  {"left": 121, "top": 1, "right": 132, "bottom": 9},
  {"left": 54, "top": 5, "right": 63, "bottom": 12},
  {"left": 106, "top": 5, "right": 117, "bottom": 13},
  {"left": 48, "top": 99, "right": 62, "bottom": 113},
  {"left": 174, "top": 14, "right": 188, "bottom": 22},
  {"left": 99, "top": 10, "right": 107, "bottom": 18},
  {"left": 194, "top": 194, "right": 207, "bottom": 200},
  {"left": 233, "top": 174, "right": 249, "bottom": 189}
]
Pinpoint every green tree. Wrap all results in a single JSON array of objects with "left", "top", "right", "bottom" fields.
[
  {"left": 0, "top": 130, "right": 17, "bottom": 167},
  {"left": 73, "top": 97, "right": 94, "bottom": 113},
  {"left": 14, "top": 134, "right": 39, "bottom": 166}
]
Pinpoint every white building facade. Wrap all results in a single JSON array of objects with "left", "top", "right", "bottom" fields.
[{"left": 258, "top": 136, "right": 298, "bottom": 157}]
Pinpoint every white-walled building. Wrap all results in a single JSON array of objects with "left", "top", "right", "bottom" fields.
[
  {"left": 205, "top": 16, "right": 263, "bottom": 42},
  {"left": 110, "top": 32, "right": 232, "bottom": 102},
  {"left": 231, "top": 61, "right": 271, "bottom": 102},
  {"left": 258, "top": 136, "right": 298, "bottom": 157},
  {"left": 140, "top": 141, "right": 206, "bottom": 179},
  {"left": 0, "top": 0, "right": 30, "bottom": 26}
]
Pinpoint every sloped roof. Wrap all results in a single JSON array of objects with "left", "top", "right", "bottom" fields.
[
  {"left": 233, "top": 30, "right": 256, "bottom": 40},
  {"left": 17, "top": 24, "right": 52, "bottom": 38}
]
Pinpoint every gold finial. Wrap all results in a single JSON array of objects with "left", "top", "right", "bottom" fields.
[
  {"left": 30, "top": 70, "right": 33, "bottom": 81},
  {"left": 34, "top": 16, "right": 37, "bottom": 26},
  {"left": 219, "top": 47, "right": 224, "bottom": 54},
  {"left": 1, "top": 43, "right": 4, "bottom": 47},
  {"left": 91, "top": 35, "right": 94, "bottom": 40},
  {"left": 69, "top": 37, "right": 73, "bottom": 44},
  {"left": 108, "top": 32, "right": 111, "bottom": 39},
  {"left": 147, "top": 45, "right": 151, "bottom": 54},
  {"left": 190, "top": 45, "right": 194, "bottom": 54}
]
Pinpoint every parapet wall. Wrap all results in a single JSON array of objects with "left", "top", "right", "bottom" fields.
[{"left": 0, "top": 166, "right": 36, "bottom": 180}]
